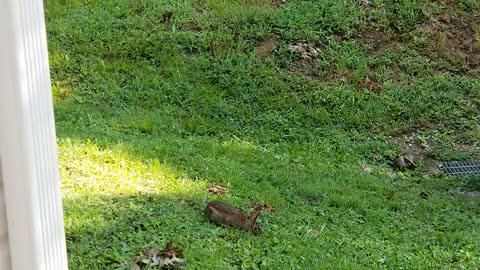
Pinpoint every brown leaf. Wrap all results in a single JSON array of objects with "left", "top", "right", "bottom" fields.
[
  {"left": 288, "top": 43, "right": 321, "bottom": 61},
  {"left": 356, "top": 0, "right": 371, "bottom": 7},
  {"left": 362, "top": 166, "right": 373, "bottom": 174},
  {"left": 131, "top": 241, "right": 185, "bottom": 269},
  {"left": 367, "top": 82, "right": 381, "bottom": 92},
  {"left": 207, "top": 183, "right": 228, "bottom": 195},
  {"left": 257, "top": 204, "right": 276, "bottom": 213},
  {"left": 271, "top": 0, "right": 287, "bottom": 6},
  {"left": 355, "top": 81, "right": 364, "bottom": 90},
  {"left": 160, "top": 240, "right": 185, "bottom": 268},
  {"left": 160, "top": 242, "right": 183, "bottom": 258},
  {"left": 356, "top": 76, "right": 382, "bottom": 93}
]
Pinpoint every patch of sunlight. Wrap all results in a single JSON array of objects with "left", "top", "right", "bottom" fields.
[
  {"left": 51, "top": 81, "right": 72, "bottom": 103},
  {"left": 57, "top": 138, "right": 206, "bottom": 198}
]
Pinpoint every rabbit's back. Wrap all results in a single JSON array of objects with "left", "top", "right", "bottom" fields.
[{"left": 205, "top": 201, "right": 249, "bottom": 229}]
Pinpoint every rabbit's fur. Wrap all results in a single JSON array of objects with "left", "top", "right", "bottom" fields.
[{"left": 204, "top": 201, "right": 261, "bottom": 234}]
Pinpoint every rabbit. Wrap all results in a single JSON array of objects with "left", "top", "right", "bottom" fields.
[{"left": 204, "top": 201, "right": 261, "bottom": 234}]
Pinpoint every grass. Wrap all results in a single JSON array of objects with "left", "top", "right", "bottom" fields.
[{"left": 45, "top": 0, "right": 480, "bottom": 269}]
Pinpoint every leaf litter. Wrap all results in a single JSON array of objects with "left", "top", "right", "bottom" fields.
[
  {"left": 207, "top": 183, "right": 228, "bottom": 195},
  {"left": 131, "top": 240, "right": 185, "bottom": 270},
  {"left": 288, "top": 42, "right": 321, "bottom": 61}
]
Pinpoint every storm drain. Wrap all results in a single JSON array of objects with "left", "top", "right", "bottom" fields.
[{"left": 441, "top": 160, "right": 480, "bottom": 176}]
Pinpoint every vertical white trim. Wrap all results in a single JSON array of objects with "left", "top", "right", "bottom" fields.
[
  {"left": 0, "top": 160, "right": 12, "bottom": 270},
  {"left": 0, "top": 0, "right": 68, "bottom": 269}
]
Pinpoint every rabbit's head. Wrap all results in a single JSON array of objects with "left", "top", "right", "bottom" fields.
[
  {"left": 251, "top": 223, "right": 261, "bottom": 235},
  {"left": 248, "top": 209, "right": 262, "bottom": 234}
]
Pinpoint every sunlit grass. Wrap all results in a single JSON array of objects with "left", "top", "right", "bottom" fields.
[{"left": 58, "top": 139, "right": 203, "bottom": 198}]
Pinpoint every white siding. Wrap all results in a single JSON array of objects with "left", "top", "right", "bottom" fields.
[
  {"left": 0, "top": 0, "right": 68, "bottom": 269},
  {"left": 0, "top": 170, "right": 11, "bottom": 270}
]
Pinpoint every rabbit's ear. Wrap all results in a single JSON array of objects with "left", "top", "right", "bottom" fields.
[{"left": 249, "top": 209, "right": 261, "bottom": 225}]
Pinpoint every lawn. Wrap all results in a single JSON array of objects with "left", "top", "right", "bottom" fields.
[{"left": 45, "top": 0, "right": 480, "bottom": 269}]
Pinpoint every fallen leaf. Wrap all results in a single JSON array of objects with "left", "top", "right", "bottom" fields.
[
  {"left": 245, "top": 203, "right": 276, "bottom": 213},
  {"left": 288, "top": 43, "right": 321, "bottom": 61},
  {"left": 130, "top": 240, "right": 185, "bottom": 270},
  {"left": 362, "top": 166, "right": 373, "bottom": 174},
  {"left": 356, "top": 0, "right": 371, "bottom": 7},
  {"left": 261, "top": 204, "right": 277, "bottom": 213},
  {"left": 160, "top": 240, "right": 185, "bottom": 268},
  {"left": 207, "top": 183, "right": 228, "bottom": 195},
  {"left": 270, "top": 0, "right": 287, "bottom": 6},
  {"left": 356, "top": 76, "right": 382, "bottom": 93}
]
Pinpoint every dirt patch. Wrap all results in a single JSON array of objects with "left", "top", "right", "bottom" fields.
[
  {"left": 236, "top": 0, "right": 286, "bottom": 7},
  {"left": 352, "top": 28, "right": 401, "bottom": 55},
  {"left": 391, "top": 129, "right": 429, "bottom": 160},
  {"left": 256, "top": 35, "right": 278, "bottom": 58},
  {"left": 288, "top": 63, "right": 354, "bottom": 83},
  {"left": 390, "top": 129, "right": 442, "bottom": 174},
  {"left": 270, "top": 0, "right": 287, "bottom": 7},
  {"left": 355, "top": 75, "right": 382, "bottom": 93},
  {"left": 178, "top": 21, "right": 202, "bottom": 33},
  {"left": 286, "top": 42, "right": 326, "bottom": 78},
  {"left": 448, "top": 189, "right": 480, "bottom": 198},
  {"left": 390, "top": 127, "right": 480, "bottom": 174},
  {"left": 354, "top": 9, "right": 480, "bottom": 76},
  {"left": 288, "top": 42, "right": 321, "bottom": 61},
  {"left": 348, "top": 3, "right": 480, "bottom": 77},
  {"left": 413, "top": 11, "right": 480, "bottom": 75},
  {"left": 287, "top": 62, "right": 319, "bottom": 78}
]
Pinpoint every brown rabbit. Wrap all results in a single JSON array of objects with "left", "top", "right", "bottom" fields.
[{"left": 204, "top": 201, "right": 261, "bottom": 234}]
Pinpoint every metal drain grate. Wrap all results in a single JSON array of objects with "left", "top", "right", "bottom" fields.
[{"left": 441, "top": 160, "right": 480, "bottom": 176}]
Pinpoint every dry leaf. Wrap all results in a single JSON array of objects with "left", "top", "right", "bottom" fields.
[
  {"left": 356, "top": 76, "right": 382, "bottom": 93},
  {"left": 257, "top": 204, "right": 276, "bottom": 212},
  {"left": 288, "top": 43, "right": 320, "bottom": 61},
  {"left": 207, "top": 183, "right": 228, "bottom": 195},
  {"left": 356, "top": 0, "right": 371, "bottom": 7},
  {"left": 271, "top": 0, "right": 287, "bottom": 6},
  {"left": 131, "top": 240, "right": 185, "bottom": 270},
  {"left": 362, "top": 166, "right": 373, "bottom": 174},
  {"left": 245, "top": 203, "right": 276, "bottom": 213}
]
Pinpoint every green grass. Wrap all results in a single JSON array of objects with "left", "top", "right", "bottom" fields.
[{"left": 45, "top": 0, "right": 480, "bottom": 269}]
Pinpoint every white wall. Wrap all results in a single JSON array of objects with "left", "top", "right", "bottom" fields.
[
  {"left": 0, "top": 0, "right": 68, "bottom": 269},
  {"left": 0, "top": 167, "right": 11, "bottom": 270}
]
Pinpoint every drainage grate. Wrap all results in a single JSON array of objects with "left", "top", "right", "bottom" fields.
[{"left": 441, "top": 160, "right": 480, "bottom": 176}]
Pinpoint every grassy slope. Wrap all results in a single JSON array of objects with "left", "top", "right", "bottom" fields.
[{"left": 45, "top": 0, "right": 480, "bottom": 269}]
